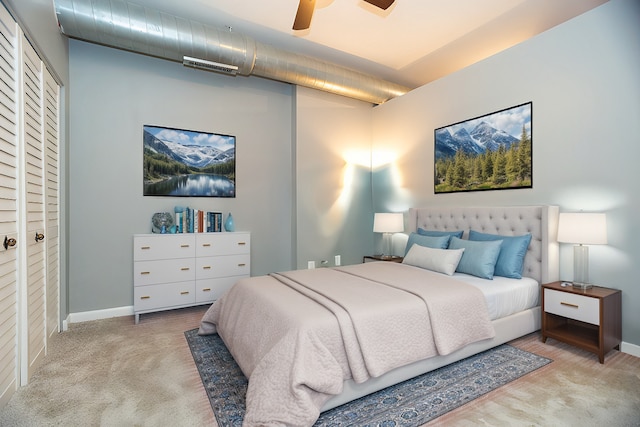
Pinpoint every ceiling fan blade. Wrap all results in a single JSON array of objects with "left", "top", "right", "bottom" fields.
[
  {"left": 293, "top": 0, "right": 317, "bottom": 30},
  {"left": 364, "top": 0, "right": 395, "bottom": 10}
]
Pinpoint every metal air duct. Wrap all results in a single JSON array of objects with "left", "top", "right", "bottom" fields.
[{"left": 53, "top": 0, "right": 411, "bottom": 105}]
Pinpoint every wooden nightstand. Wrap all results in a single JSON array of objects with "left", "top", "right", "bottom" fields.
[
  {"left": 541, "top": 281, "right": 621, "bottom": 363},
  {"left": 363, "top": 255, "right": 404, "bottom": 263}
]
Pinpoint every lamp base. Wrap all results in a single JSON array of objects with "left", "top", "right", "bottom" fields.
[{"left": 571, "top": 282, "right": 593, "bottom": 290}]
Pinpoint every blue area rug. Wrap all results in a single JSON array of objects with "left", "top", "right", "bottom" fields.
[{"left": 185, "top": 329, "right": 551, "bottom": 426}]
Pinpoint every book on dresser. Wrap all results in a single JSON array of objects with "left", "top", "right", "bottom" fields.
[
  {"left": 132, "top": 232, "right": 250, "bottom": 323},
  {"left": 174, "top": 209, "right": 223, "bottom": 233}
]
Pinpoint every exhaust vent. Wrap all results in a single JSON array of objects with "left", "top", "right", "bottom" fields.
[{"left": 183, "top": 56, "right": 238, "bottom": 75}]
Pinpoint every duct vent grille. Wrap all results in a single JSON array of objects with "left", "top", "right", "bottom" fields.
[{"left": 183, "top": 56, "right": 238, "bottom": 75}]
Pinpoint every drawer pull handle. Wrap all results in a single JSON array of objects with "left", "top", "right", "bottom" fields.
[
  {"left": 180, "top": 291, "right": 190, "bottom": 295},
  {"left": 238, "top": 263, "right": 246, "bottom": 267},
  {"left": 238, "top": 242, "right": 246, "bottom": 245},
  {"left": 181, "top": 244, "right": 190, "bottom": 248},
  {"left": 140, "top": 271, "right": 150, "bottom": 275},
  {"left": 181, "top": 267, "right": 190, "bottom": 271},
  {"left": 202, "top": 243, "right": 211, "bottom": 247},
  {"left": 202, "top": 288, "right": 211, "bottom": 292},
  {"left": 140, "top": 296, "right": 150, "bottom": 300},
  {"left": 560, "top": 302, "right": 579, "bottom": 309},
  {"left": 203, "top": 266, "right": 212, "bottom": 270},
  {"left": 141, "top": 246, "right": 150, "bottom": 250}
]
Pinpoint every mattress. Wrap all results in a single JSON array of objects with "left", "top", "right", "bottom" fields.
[{"left": 452, "top": 273, "right": 539, "bottom": 320}]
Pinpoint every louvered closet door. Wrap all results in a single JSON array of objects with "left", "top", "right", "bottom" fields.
[
  {"left": 21, "top": 34, "right": 46, "bottom": 383},
  {"left": 43, "top": 69, "right": 59, "bottom": 340},
  {"left": 0, "top": 5, "right": 19, "bottom": 407}
]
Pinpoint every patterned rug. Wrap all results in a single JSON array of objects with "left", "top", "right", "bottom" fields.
[{"left": 185, "top": 329, "right": 551, "bottom": 426}]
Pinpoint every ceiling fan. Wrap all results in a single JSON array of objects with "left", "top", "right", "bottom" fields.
[{"left": 293, "top": 0, "right": 396, "bottom": 30}]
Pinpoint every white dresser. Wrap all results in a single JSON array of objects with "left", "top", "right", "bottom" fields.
[{"left": 133, "top": 232, "right": 250, "bottom": 323}]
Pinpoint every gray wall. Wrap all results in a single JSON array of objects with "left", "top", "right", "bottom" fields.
[
  {"left": 372, "top": 0, "right": 640, "bottom": 347},
  {"left": 295, "top": 87, "right": 374, "bottom": 268},
  {"left": 67, "top": 41, "right": 375, "bottom": 314},
  {"left": 68, "top": 41, "right": 296, "bottom": 312}
]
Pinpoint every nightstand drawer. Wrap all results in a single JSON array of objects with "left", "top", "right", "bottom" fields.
[{"left": 544, "top": 288, "right": 599, "bottom": 325}]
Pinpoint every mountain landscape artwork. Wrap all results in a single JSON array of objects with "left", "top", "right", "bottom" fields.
[
  {"left": 434, "top": 102, "right": 532, "bottom": 194},
  {"left": 143, "top": 125, "right": 236, "bottom": 197}
]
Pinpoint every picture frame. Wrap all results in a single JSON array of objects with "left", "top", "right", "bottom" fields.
[
  {"left": 143, "top": 125, "right": 236, "bottom": 197},
  {"left": 434, "top": 102, "right": 532, "bottom": 194}
]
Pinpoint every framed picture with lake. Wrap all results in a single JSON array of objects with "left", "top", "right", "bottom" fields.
[
  {"left": 434, "top": 102, "right": 532, "bottom": 194},
  {"left": 143, "top": 125, "right": 236, "bottom": 197}
]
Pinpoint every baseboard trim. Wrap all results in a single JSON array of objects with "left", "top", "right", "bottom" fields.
[
  {"left": 621, "top": 341, "right": 640, "bottom": 358},
  {"left": 62, "top": 307, "right": 640, "bottom": 359},
  {"left": 68, "top": 306, "right": 134, "bottom": 324}
]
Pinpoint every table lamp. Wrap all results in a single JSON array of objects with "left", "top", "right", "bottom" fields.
[
  {"left": 373, "top": 212, "right": 404, "bottom": 259},
  {"left": 557, "top": 212, "right": 607, "bottom": 289}
]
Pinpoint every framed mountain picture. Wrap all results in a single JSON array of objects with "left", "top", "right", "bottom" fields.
[
  {"left": 143, "top": 125, "right": 236, "bottom": 197},
  {"left": 434, "top": 102, "right": 532, "bottom": 194}
]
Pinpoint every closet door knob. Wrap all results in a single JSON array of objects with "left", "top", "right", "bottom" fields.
[
  {"left": 35, "top": 232, "right": 45, "bottom": 242},
  {"left": 3, "top": 236, "right": 16, "bottom": 249}
]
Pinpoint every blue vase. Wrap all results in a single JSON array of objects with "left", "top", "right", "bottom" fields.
[{"left": 224, "top": 213, "right": 235, "bottom": 232}]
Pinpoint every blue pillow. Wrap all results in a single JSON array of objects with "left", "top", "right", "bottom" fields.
[
  {"left": 417, "top": 228, "right": 464, "bottom": 239},
  {"left": 468, "top": 230, "right": 532, "bottom": 279},
  {"left": 448, "top": 236, "right": 502, "bottom": 279},
  {"left": 404, "top": 233, "right": 450, "bottom": 255}
]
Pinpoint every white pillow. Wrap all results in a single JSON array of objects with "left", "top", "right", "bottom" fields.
[{"left": 402, "top": 244, "right": 465, "bottom": 276}]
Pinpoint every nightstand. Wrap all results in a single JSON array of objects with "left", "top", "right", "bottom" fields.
[
  {"left": 363, "top": 255, "right": 404, "bottom": 263},
  {"left": 541, "top": 281, "right": 621, "bottom": 363}
]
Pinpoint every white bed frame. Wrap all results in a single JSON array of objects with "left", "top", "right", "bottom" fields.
[{"left": 322, "top": 205, "right": 559, "bottom": 411}]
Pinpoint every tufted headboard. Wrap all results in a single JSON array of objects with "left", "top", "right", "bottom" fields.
[{"left": 406, "top": 205, "right": 560, "bottom": 284}]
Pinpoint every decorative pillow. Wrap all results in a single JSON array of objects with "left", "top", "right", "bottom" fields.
[
  {"left": 417, "top": 228, "right": 464, "bottom": 239},
  {"left": 468, "top": 230, "right": 532, "bottom": 279},
  {"left": 448, "top": 236, "right": 503, "bottom": 279},
  {"left": 404, "top": 232, "right": 450, "bottom": 255},
  {"left": 402, "top": 245, "right": 465, "bottom": 276}
]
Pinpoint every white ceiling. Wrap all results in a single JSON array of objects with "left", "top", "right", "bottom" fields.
[{"left": 129, "top": 0, "right": 607, "bottom": 89}]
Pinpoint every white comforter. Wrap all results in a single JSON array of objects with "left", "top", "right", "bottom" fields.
[{"left": 199, "top": 262, "right": 495, "bottom": 426}]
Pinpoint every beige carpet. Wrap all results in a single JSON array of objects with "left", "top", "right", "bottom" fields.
[{"left": 1, "top": 305, "right": 638, "bottom": 426}]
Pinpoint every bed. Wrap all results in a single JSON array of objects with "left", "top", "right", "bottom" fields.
[{"left": 198, "top": 205, "right": 559, "bottom": 426}]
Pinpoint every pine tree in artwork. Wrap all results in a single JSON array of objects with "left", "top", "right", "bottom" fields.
[{"left": 493, "top": 145, "right": 508, "bottom": 184}]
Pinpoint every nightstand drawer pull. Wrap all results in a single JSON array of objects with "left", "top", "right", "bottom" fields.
[
  {"left": 141, "top": 246, "right": 151, "bottom": 250},
  {"left": 202, "top": 288, "right": 211, "bottom": 292},
  {"left": 180, "top": 291, "right": 190, "bottom": 295},
  {"left": 238, "top": 263, "right": 246, "bottom": 267},
  {"left": 202, "top": 243, "right": 211, "bottom": 247},
  {"left": 238, "top": 242, "right": 246, "bottom": 245},
  {"left": 180, "top": 267, "right": 190, "bottom": 271},
  {"left": 560, "top": 302, "right": 579, "bottom": 308},
  {"left": 180, "top": 244, "right": 190, "bottom": 248},
  {"left": 202, "top": 266, "right": 212, "bottom": 270},
  {"left": 140, "top": 271, "right": 150, "bottom": 275},
  {"left": 140, "top": 296, "right": 150, "bottom": 300}
]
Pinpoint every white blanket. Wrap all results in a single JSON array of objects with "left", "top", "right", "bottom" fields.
[{"left": 199, "top": 262, "right": 495, "bottom": 426}]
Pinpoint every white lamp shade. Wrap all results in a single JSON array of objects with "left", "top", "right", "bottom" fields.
[
  {"left": 557, "top": 212, "right": 607, "bottom": 245},
  {"left": 373, "top": 213, "right": 404, "bottom": 233}
]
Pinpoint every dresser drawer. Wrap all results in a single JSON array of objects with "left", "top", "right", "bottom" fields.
[
  {"left": 195, "top": 254, "right": 250, "bottom": 279},
  {"left": 134, "top": 258, "right": 196, "bottom": 286},
  {"left": 196, "top": 232, "right": 250, "bottom": 257},
  {"left": 196, "top": 276, "right": 245, "bottom": 303},
  {"left": 544, "top": 288, "right": 599, "bottom": 325},
  {"left": 134, "top": 281, "right": 196, "bottom": 311},
  {"left": 134, "top": 234, "right": 195, "bottom": 261}
]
